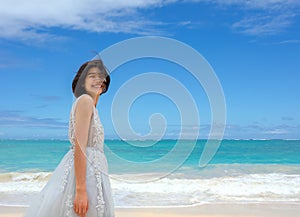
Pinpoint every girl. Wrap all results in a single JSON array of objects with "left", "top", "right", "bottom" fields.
[{"left": 23, "top": 59, "right": 115, "bottom": 217}]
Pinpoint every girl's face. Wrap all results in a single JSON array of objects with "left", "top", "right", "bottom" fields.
[{"left": 84, "top": 67, "right": 107, "bottom": 97}]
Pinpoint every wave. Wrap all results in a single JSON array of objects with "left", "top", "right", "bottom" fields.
[
  {"left": 0, "top": 172, "right": 52, "bottom": 182},
  {"left": 0, "top": 171, "right": 300, "bottom": 207},
  {"left": 111, "top": 173, "right": 300, "bottom": 206}
]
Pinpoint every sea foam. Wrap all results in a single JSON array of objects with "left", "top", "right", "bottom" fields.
[{"left": 1, "top": 171, "right": 299, "bottom": 207}]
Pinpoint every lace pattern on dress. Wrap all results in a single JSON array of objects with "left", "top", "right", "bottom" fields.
[
  {"left": 93, "top": 149, "right": 106, "bottom": 217},
  {"left": 60, "top": 150, "right": 74, "bottom": 193},
  {"left": 65, "top": 194, "right": 74, "bottom": 217},
  {"left": 91, "top": 110, "right": 104, "bottom": 151}
]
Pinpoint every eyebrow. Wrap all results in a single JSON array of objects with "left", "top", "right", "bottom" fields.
[{"left": 87, "top": 71, "right": 99, "bottom": 75}]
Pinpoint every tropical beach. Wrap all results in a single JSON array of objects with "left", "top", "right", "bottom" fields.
[
  {"left": 0, "top": 139, "right": 299, "bottom": 216},
  {"left": 1, "top": 1, "right": 300, "bottom": 217}
]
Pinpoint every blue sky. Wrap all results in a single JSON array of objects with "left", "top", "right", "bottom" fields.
[{"left": 0, "top": 0, "right": 299, "bottom": 140}]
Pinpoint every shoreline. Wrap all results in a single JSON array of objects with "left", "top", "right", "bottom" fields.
[{"left": 1, "top": 203, "right": 299, "bottom": 217}]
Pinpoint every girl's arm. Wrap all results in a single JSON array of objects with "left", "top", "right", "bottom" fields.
[{"left": 73, "top": 95, "right": 94, "bottom": 217}]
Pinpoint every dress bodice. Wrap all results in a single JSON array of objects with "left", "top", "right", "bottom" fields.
[{"left": 68, "top": 95, "right": 105, "bottom": 151}]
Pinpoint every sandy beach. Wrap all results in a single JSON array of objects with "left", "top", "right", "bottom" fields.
[{"left": 1, "top": 203, "right": 299, "bottom": 217}]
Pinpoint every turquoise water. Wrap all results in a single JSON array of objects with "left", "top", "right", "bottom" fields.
[
  {"left": 0, "top": 139, "right": 300, "bottom": 207},
  {"left": 0, "top": 139, "right": 299, "bottom": 173}
]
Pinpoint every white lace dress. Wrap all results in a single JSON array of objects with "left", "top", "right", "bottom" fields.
[{"left": 23, "top": 95, "right": 115, "bottom": 217}]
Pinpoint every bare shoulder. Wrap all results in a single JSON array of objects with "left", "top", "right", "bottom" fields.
[{"left": 76, "top": 94, "right": 94, "bottom": 115}]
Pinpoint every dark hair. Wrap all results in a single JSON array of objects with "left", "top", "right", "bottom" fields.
[{"left": 72, "top": 60, "right": 110, "bottom": 98}]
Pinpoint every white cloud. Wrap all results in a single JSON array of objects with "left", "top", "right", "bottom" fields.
[
  {"left": 0, "top": 0, "right": 168, "bottom": 41},
  {"left": 223, "top": 0, "right": 299, "bottom": 35},
  {"left": 223, "top": 123, "right": 300, "bottom": 139},
  {"left": 263, "top": 129, "right": 289, "bottom": 135},
  {"left": 0, "top": 110, "right": 67, "bottom": 128},
  {"left": 277, "top": 40, "right": 300, "bottom": 44},
  {"left": 0, "top": 0, "right": 299, "bottom": 41},
  {"left": 190, "top": 0, "right": 300, "bottom": 36},
  {"left": 232, "top": 14, "right": 294, "bottom": 35},
  {"left": 155, "top": 122, "right": 300, "bottom": 139},
  {"left": 196, "top": 0, "right": 300, "bottom": 9}
]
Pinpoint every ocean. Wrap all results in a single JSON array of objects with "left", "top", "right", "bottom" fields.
[{"left": 0, "top": 139, "right": 300, "bottom": 207}]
